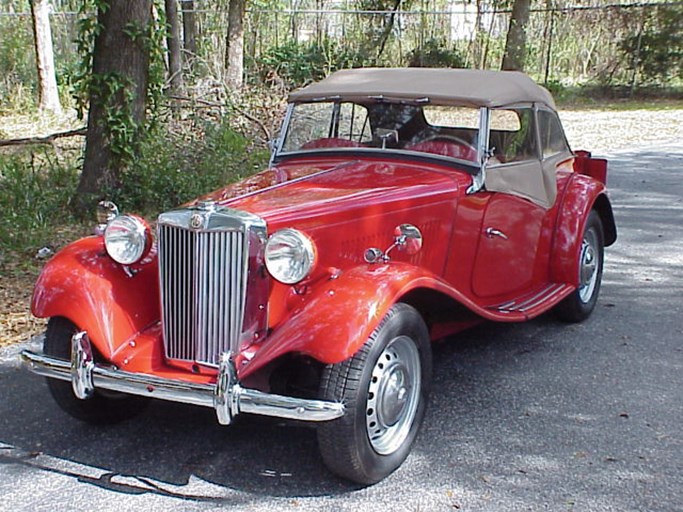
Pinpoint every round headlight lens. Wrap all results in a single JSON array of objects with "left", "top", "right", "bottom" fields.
[
  {"left": 265, "top": 229, "right": 316, "bottom": 284},
  {"left": 104, "top": 215, "right": 149, "bottom": 265}
]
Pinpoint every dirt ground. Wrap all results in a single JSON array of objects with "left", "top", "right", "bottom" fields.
[
  {"left": 0, "top": 277, "right": 45, "bottom": 347},
  {"left": 1, "top": 107, "right": 682, "bottom": 348}
]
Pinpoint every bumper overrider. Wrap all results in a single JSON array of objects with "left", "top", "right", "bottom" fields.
[{"left": 21, "top": 331, "right": 345, "bottom": 425}]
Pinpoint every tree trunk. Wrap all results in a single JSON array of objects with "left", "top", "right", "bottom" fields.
[
  {"left": 30, "top": 0, "right": 62, "bottom": 114},
  {"left": 225, "top": 0, "right": 246, "bottom": 89},
  {"left": 165, "top": 0, "right": 184, "bottom": 95},
  {"left": 181, "top": 0, "right": 198, "bottom": 63},
  {"left": 376, "top": 0, "right": 402, "bottom": 63},
  {"left": 502, "top": 0, "right": 531, "bottom": 71},
  {"left": 75, "top": 0, "right": 152, "bottom": 214}
]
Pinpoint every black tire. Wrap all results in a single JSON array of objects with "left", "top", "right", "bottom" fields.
[
  {"left": 555, "top": 210, "right": 605, "bottom": 322},
  {"left": 317, "top": 303, "right": 432, "bottom": 484},
  {"left": 44, "top": 317, "right": 148, "bottom": 425}
]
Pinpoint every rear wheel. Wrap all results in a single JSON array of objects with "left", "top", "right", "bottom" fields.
[
  {"left": 44, "top": 317, "right": 148, "bottom": 424},
  {"left": 556, "top": 210, "right": 604, "bottom": 322},
  {"left": 317, "top": 303, "right": 431, "bottom": 484}
]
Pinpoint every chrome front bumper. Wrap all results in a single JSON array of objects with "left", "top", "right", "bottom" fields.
[{"left": 21, "top": 331, "right": 344, "bottom": 425}]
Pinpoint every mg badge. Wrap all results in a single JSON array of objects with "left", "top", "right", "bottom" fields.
[{"left": 190, "top": 213, "right": 203, "bottom": 230}]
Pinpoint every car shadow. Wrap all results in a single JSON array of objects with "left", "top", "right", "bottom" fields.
[
  {"left": 0, "top": 275, "right": 671, "bottom": 504},
  {"left": 0, "top": 318, "right": 562, "bottom": 501}
]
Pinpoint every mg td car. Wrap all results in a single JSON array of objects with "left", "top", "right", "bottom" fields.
[{"left": 22, "top": 68, "right": 616, "bottom": 484}]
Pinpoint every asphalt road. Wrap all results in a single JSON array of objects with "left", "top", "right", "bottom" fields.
[{"left": 1, "top": 145, "right": 681, "bottom": 512}]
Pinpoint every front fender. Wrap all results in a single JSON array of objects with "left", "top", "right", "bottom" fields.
[
  {"left": 551, "top": 173, "right": 616, "bottom": 285},
  {"left": 241, "top": 263, "right": 490, "bottom": 378},
  {"left": 31, "top": 237, "right": 160, "bottom": 360}
]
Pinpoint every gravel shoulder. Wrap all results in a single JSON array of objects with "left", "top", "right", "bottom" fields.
[{"left": 560, "top": 108, "right": 683, "bottom": 155}]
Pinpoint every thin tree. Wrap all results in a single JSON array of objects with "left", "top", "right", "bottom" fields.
[
  {"left": 502, "top": 0, "right": 531, "bottom": 71},
  {"left": 180, "top": 0, "right": 198, "bottom": 66},
  {"left": 165, "top": 0, "right": 184, "bottom": 95},
  {"left": 31, "top": 0, "right": 62, "bottom": 114},
  {"left": 225, "top": 0, "right": 246, "bottom": 89},
  {"left": 376, "top": 0, "right": 402, "bottom": 62},
  {"left": 75, "top": 0, "right": 153, "bottom": 212}
]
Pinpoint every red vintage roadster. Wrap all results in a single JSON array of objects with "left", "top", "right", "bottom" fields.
[{"left": 22, "top": 68, "right": 616, "bottom": 484}]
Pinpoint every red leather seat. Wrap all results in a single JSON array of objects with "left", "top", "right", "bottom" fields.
[
  {"left": 406, "top": 140, "right": 477, "bottom": 161},
  {"left": 301, "top": 138, "right": 363, "bottom": 149}
]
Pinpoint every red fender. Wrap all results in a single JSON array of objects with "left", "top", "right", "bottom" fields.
[
  {"left": 241, "top": 262, "right": 505, "bottom": 378},
  {"left": 31, "top": 237, "right": 160, "bottom": 360},
  {"left": 551, "top": 173, "right": 613, "bottom": 285}
]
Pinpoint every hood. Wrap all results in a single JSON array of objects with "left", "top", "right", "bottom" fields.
[{"left": 195, "top": 156, "right": 471, "bottom": 228}]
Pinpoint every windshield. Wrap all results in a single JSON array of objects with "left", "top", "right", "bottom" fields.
[{"left": 279, "top": 101, "right": 482, "bottom": 165}]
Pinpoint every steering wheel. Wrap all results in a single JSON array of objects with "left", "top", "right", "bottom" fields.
[{"left": 411, "top": 134, "right": 478, "bottom": 162}]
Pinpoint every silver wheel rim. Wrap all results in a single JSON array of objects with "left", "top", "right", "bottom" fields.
[
  {"left": 578, "top": 228, "right": 599, "bottom": 303},
  {"left": 366, "top": 335, "right": 421, "bottom": 455}
]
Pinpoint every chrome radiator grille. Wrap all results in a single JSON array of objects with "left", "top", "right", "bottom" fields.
[{"left": 157, "top": 206, "right": 268, "bottom": 366}]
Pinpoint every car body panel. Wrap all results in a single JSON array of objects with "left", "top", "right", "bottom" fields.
[
  {"left": 30, "top": 153, "right": 613, "bottom": 384},
  {"left": 31, "top": 237, "right": 160, "bottom": 364}
]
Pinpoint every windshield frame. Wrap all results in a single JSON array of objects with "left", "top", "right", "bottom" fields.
[{"left": 271, "top": 101, "right": 487, "bottom": 175}]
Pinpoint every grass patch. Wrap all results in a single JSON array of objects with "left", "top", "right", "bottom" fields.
[{"left": 0, "top": 148, "right": 83, "bottom": 273}]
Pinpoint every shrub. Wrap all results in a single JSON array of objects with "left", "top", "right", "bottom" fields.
[
  {"left": 407, "top": 39, "right": 466, "bottom": 69},
  {"left": 620, "top": 5, "right": 683, "bottom": 85},
  {"left": 252, "top": 39, "right": 370, "bottom": 89},
  {"left": 108, "top": 119, "right": 270, "bottom": 215},
  {"left": 0, "top": 150, "right": 79, "bottom": 256},
  {"left": 0, "top": 16, "right": 37, "bottom": 113}
]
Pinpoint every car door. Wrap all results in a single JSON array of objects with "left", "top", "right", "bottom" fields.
[{"left": 471, "top": 107, "right": 552, "bottom": 299}]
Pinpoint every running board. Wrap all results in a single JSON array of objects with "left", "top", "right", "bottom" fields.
[{"left": 488, "top": 283, "right": 574, "bottom": 317}]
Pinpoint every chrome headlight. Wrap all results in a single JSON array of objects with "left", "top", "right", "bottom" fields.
[
  {"left": 265, "top": 228, "right": 316, "bottom": 284},
  {"left": 104, "top": 215, "right": 150, "bottom": 265}
]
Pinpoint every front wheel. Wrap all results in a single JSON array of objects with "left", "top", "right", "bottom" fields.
[
  {"left": 555, "top": 210, "right": 605, "bottom": 322},
  {"left": 317, "top": 303, "right": 432, "bottom": 484},
  {"left": 44, "top": 317, "right": 148, "bottom": 424}
]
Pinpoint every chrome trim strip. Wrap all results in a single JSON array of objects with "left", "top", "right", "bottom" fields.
[
  {"left": 21, "top": 347, "right": 345, "bottom": 425},
  {"left": 494, "top": 283, "right": 571, "bottom": 313},
  {"left": 467, "top": 107, "right": 489, "bottom": 194}
]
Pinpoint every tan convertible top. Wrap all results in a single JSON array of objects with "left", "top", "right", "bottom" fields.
[{"left": 288, "top": 68, "right": 556, "bottom": 109}]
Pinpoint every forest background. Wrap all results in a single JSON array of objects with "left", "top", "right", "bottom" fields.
[{"left": 1, "top": 0, "right": 682, "bottom": 344}]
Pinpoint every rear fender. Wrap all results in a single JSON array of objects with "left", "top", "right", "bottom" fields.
[
  {"left": 551, "top": 173, "right": 616, "bottom": 285},
  {"left": 31, "top": 237, "right": 160, "bottom": 361},
  {"left": 241, "top": 263, "right": 483, "bottom": 378},
  {"left": 573, "top": 150, "right": 608, "bottom": 184}
]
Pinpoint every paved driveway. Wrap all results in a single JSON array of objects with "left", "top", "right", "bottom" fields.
[{"left": 1, "top": 145, "right": 681, "bottom": 512}]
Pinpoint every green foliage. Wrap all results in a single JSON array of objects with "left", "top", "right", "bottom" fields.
[
  {"left": 106, "top": 120, "right": 270, "bottom": 215},
  {"left": 407, "top": 39, "right": 466, "bottom": 68},
  {"left": 72, "top": 0, "right": 166, "bottom": 165},
  {"left": 253, "top": 39, "right": 371, "bottom": 88},
  {"left": 0, "top": 151, "right": 79, "bottom": 254},
  {"left": 620, "top": 6, "right": 683, "bottom": 84},
  {"left": 0, "top": 16, "right": 36, "bottom": 113}
]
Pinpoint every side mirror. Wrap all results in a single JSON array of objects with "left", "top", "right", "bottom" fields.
[{"left": 393, "top": 224, "right": 423, "bottom": 255}]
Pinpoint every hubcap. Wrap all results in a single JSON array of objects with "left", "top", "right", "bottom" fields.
[
  {"left": 366, "top": 336, "right": 421, "bottom": 455},
  {"left": 578, "top": 229, "right": 599, "bottom": 303}
]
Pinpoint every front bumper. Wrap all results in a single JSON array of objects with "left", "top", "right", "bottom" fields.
[{"left": 21, "top": 331, "right": 344, "bottom": 425}]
